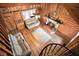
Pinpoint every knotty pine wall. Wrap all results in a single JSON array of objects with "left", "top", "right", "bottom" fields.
[
  {"left": 56, "top": 4, "right": 79, "bottom": 39},
  {"left": 0, "top": 16, "right": 12, "bottom": 55}
]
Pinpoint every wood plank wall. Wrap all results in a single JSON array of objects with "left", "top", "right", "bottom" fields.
[
  {"left": 56, "top": 4, "right": 79, "bottom": 39},
  {"left": 0, "top": 16, "right": 12, "bottom": 56}
]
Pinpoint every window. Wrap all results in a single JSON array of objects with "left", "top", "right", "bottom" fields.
[{"left": 21, "top": 8, "right": 36, "bottom": 20}]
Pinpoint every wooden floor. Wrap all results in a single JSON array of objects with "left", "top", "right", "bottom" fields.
[
  {"left": 19, "top": 24, "right": 67, "bottom": 56},
  {"left": 20, "top": 25, "right": 52, "bottom": 55},
  {"left": 20, "top": 27, "right": 44, "bottom": 55}
]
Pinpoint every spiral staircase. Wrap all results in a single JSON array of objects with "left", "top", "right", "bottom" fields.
[{"left": 39, "top": 43, "right": 74, "bottom": 56}]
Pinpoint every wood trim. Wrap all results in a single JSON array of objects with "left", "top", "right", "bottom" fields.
[
  {"left": 0, "top": 43, "right": 12, "bottom": 55},
  {"left": 0, "top": 37, "right": 11, "bottom": 50}
]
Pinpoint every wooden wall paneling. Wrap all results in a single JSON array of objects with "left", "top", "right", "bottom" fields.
[
  {"left": 0, "top": 25, "right": 8, "bottom": 39},
  {"left": 56, "top": 4, "right": 79, "bottom": 39},
  {"left": 0, "top": 26, "right": 8, "bottom": 40},
  {"left": 0, "top": 32, "right": 12, "bottom": 55},
  {"left": 0, "top": 43, "right": 12, "bottom": 55},
  {"left": 0, "top": 30, "right": 11, "bottom": 52},
  {"left": 63, "top": 4, "right": 79, "bottom": 24},
  {"left": 0, "top": 37, "right": 11, "bottom": 51},
  {"left": 0, "top": 32, "right": 10, "bottom": 45},
  {"left": 0, "top": 48, "right": 8, "bottom": 56},
  {"left": 1, "top": 13, "right": 16, "bottom": 32},
  {"left": 13, "top": 11, "right": 25, "bottom": 31},
  {"left": 1, "top": 13, "right": 11, "bottom": 31},
  {"left": 0, "top": 23, "right": 10, "bottom": 45},
  {"left": 0, "top": 15, "right": 8, "bottom": 34},
  {"left": 0, "top": 15, "right": 12, "bottom": 56},
  {"left": 0, "top": 20, "right": 10, "bottom": 43}
]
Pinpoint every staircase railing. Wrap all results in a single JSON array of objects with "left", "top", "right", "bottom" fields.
[{"left": 39, "top": 43, "right": 74, "bottom": 56}]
